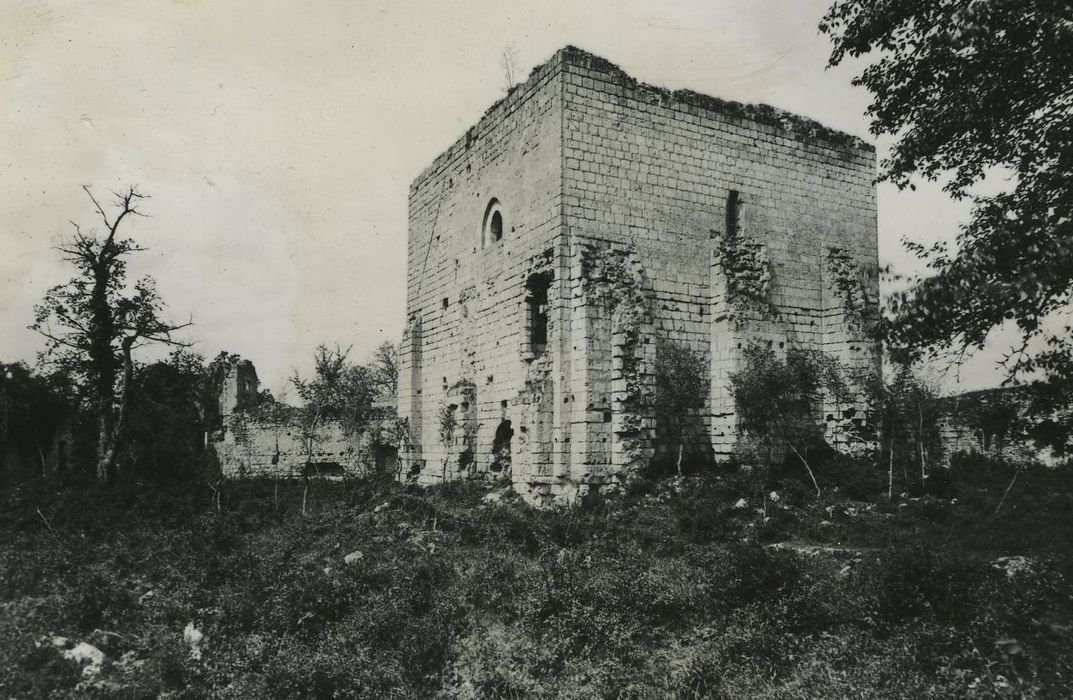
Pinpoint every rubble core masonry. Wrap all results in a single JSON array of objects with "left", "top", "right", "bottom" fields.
[{"left": 398, "top": 46, "right": 880, "bottom": 504}]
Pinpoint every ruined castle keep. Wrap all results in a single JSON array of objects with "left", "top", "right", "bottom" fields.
[{"left": 399, "top": 47, "right": 879, "bottom": 502}]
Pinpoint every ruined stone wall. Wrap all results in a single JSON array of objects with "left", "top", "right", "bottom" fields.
[
  {"left": 218, "top": 360, "right": 259, "bottom": 417},
  {"left": 398, "top": 51, "right": 565, "bottom": 486},
  {"left": 209, "top": 356, "right": 398, "bottom": 479},
  {"left": 401, "top": 46, "right": 881, "bottom": 503},
  {"left": 937, "top": 386, "right": 1067, "bottom": 466},
  {"left": 212, "top": 410, "right": 398, "bottom": 479},
  {"left": 213, "top": 414, "right": 362, "bottom": 479},
  {"left": 558, "top": 47, "right": 880, "bottom": 460}
]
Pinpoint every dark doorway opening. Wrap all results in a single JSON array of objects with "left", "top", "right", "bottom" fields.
[{"left": 490, "top": 419, "right": 514, "bottom": 474}]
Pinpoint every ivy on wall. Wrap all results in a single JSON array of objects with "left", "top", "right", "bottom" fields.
[
  {"left": 581, "top": 244, "right": 655, "bottom": 474},
  {"left": 826, "top": 247, "right": 877, "bottom": 331},
  {"left": 714, "top": 227, "right": 775, "bottom": 320}
]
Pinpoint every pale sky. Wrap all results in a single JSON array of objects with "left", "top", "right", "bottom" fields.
[{"left": 1, "top": 0, "right": 999, "bottom": 396}]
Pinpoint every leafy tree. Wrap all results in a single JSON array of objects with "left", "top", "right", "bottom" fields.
[
  {"left": 0, "top": 363, "right": 72, "bottom": 480},
  {"left": 371, "top": 341, "right": 399, "bottom": 397},
  {"left": 121, "top": 350, "right": 207, "bottom": 481},
  {"left": 959, "top": 389, "right": 1024, "bottom": 454},
  {"left": 821, "top": 1, "right": 1073, "bottom": 380},
  {"left": 31, "top": 186, "right": 191, "bottom": 482},
  {"left": 861, "top": 365, "right": 944, "bottom": 498},
  {"left": 290, "top": 344, "right": 376, "bottom": 466},
  {"left": 653, "top": 340, "right": 709, "bottom": 475},
  {"left": 1024, "top": 381, "right": 1073, "bottom": 457},
  {"left": 730, "top": 345, "right": 851, "bottom": 496}
]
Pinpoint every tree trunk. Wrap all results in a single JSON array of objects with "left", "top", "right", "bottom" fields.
[
  {"left": 96, "top": 336, "right": 135, "bottom": 483},
  {"left": 919, "top": 441, "right": 927, "bottom": 486},
  {"left": 90, "top": 263, "right": 117, "bottom": 482},
  {"left": 790, "top": 445, "right": 821, "bottom": 498},
  {"left": 918, "top": 405, "right": 927, "bottom": 486},
  {"left": 995, "top": 464, "right": 1024, "bottom": 514},
  {"left": 676, "top": 443, "right": 684, "bottom": 477},
  {"left": 95, "top": 395, "right": 114, "bottom": 481},
  {"left": 888, "top": 425, "right": 895, "bottom": 500}
]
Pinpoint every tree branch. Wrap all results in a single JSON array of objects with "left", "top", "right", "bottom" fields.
[{"left": 83, "top": 184, "right": 111, "bottom": 230}]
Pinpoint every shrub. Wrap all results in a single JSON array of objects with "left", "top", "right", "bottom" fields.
[
  {"left": 2, "top": 460, "right": 1072, "bottom": 697},
  {"left": 862, "top": 543, "right": 979, "bottom": 624},
  {"left": 815, "top": 453, "right": 888, "bottom": 500},
  {"left": 697, "top": 543, "right": 803, "bottom": 614},
  {"left": 731, "top": 345, "right": 854, "bottom": 498}
]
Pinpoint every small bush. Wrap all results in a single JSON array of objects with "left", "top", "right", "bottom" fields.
[
  {"left": 862, "top": 543, "right": 979, "bottom": 624},
  {"left": 816, "top": 453, "right": 888, "bottom": 500},
  {"left": 2, "top": 459, "right": 1072, "bottom": 697}
]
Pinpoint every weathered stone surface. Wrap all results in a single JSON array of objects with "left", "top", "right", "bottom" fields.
[
  {"left": 208, "top": 356, "right": 398, "bottom": 479},
  {"left": 938, "top": 385, "right": 1071, "bottom": 465},
  {"left": 399, "top": 46, "right": 880, "bottom": 504}
]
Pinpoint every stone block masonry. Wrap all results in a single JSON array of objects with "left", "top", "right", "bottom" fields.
[
  {"left": 938, "top": 385, "right": 1072, "bottom": 466},
  {"left": 399, "top": 46, "right": 880, "bottom": 504},
  {"left": 208, "top": 356, "right": 399, "bottom": 479}
]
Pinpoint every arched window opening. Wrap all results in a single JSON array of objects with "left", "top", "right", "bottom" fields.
[{"left": 482, "top": 199, "right": 505, "bottom": 247}]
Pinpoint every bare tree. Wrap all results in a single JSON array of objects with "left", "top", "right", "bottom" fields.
[
  {"left": 501, "top": 43, "right": 519, "bottom": 93},
  {"left": 371, "top": 341, "right": 399, "bottom": 397},
  {"left": 32, "top": 186, "right": 192, "bottom": 482}
]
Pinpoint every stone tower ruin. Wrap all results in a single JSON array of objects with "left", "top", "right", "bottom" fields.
[
  {"left": 399, "top": 46, "right": 880, "bottom": 503},
  {"left": 217, "top": 358, "right": 259, "bottom": 418}
]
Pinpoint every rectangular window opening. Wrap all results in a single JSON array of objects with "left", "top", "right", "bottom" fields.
[
  {"left": 725, "top": 189, "right": 741, "bottom": 236},
  {"left": 527, "top": 272, "right": 551, "bottom": 357}
]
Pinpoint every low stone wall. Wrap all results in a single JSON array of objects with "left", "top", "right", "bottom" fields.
[
  {"left": 211, "top": 412, "right": 398, "bottom": 479},
  {"left": 937, "top": 385, "right": 1068, "bottom": 466}
]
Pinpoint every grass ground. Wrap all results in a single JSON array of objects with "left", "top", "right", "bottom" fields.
[{"left": 1, "top": 458, "right": 1072, "bottom": 698}]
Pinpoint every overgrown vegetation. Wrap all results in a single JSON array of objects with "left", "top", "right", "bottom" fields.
[
  {"left": 652, "top": 340, "right": 709, "bottom": 477},
  {"left": 714, "top": 225, "right": 774, "bottom": 319},
  {"left": 821, "top": 1, "right": 1073, "bottom": 386},
  {"left": 730, "top": 345, "right": 854, "bottom": 497},
  {"left": 31, "top": 186, "right": 192, "bottom": 482},
  {"left": 861, "top": 364, "right": 945, "bottom": 499},
  {"left": 2, "top": 340, "right": 400, "bottom": 486},
  {"left": 2, "top": 351, "right": 213, "bottom": 485},
  {"left": 2, "top": 460, "right": 1072, "bottom": 698}
]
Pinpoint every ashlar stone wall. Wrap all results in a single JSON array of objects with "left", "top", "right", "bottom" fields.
[
  {"left": 213, "top": 411, "right": 393, "bottom": 479},
  {"left": 399, "top": 46, "right": 881, "bottom": 504},
  {"left": 398, "top": 50, "right": 565, "bottom": 488}
]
